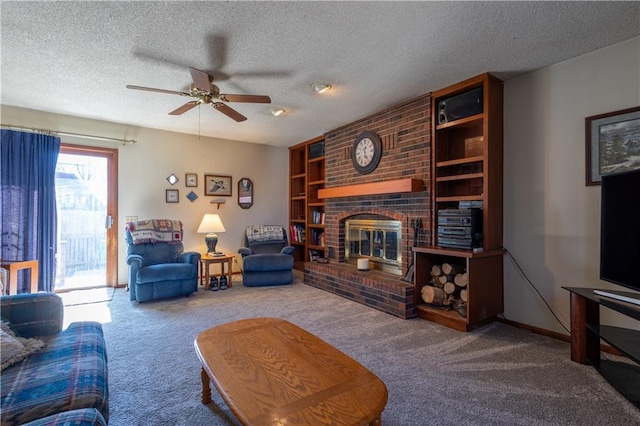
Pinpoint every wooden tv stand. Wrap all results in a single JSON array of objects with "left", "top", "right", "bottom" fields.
[{"left": 563, "top": 287, "right": 640, "bottom": 408}]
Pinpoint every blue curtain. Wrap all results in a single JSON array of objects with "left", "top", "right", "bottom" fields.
[{"left": 1, "top": 130, "right": 60, "bottom": 293}]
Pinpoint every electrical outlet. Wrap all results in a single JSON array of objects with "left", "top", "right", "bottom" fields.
[{"left": 125, "top": 216, "right": 138, "bottom": 223}]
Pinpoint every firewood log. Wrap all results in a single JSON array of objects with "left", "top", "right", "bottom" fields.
[
  {"left": 443, "top": 281, "right": 457, "bottom": 295},
  {"left": 441, "top": 263, "right": 457, "bottom": 276},
  {"left": 460, "top": 288, "right": 468, "bottom": 302},
  {"left": 442, "top": 294, "right": 453, "bottom": 307},
  {"left": 437, "top": 275, "right": 449, "bottom": 286},
  {"left": 430, "top": 264, "right": 442, "bottom": 277},
  {"left": 454, "top": 272, "right": 468, "bottom": 288},
  {"left": 456, "top": 302, "right": 467, "bottom": 318},
  {"left": 421, "top": 285, "right": 445, "bottom": 306}
]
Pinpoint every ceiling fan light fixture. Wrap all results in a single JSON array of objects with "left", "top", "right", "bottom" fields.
[
  {"left": 311, "top": 82, "right": 332, "bottom": 93},
  {"left": 268, "top": 107, "right": 285, "bottom": 117}
]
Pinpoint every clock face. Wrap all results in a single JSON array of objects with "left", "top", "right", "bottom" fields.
[
  {"left": 351, "top": 131, "right": 382, "bottom": 174},
  {"left": 355, "top": 138, "right": 375, "bottom": 167}
]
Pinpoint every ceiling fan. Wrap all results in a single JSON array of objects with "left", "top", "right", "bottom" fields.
[{"left": 126, "top": 67, "right": 271, "bottom": 122}]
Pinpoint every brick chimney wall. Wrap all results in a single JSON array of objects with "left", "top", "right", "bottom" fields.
[{"left": 323, "top": 93, "right": 432, "bottom": 275}]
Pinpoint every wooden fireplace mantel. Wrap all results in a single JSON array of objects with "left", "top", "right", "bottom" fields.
[{"left": 318, "top": 178, "right": 423, "bottom": 199}]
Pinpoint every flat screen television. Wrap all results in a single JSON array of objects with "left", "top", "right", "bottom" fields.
[{"left": 596, "top": 169, "right": 640, "bottom": 305}]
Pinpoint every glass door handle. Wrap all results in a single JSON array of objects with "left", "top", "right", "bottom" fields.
[{"left": 105, "top": 214, "right": 113, "bottom": 229}]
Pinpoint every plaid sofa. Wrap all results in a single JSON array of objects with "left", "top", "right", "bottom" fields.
[{"left": 1, "top": 293, "right": 109, "bottom": 425}]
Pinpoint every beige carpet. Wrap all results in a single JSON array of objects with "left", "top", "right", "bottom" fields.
[
  {"left": 58, "top": 287, "right": 115, "bottom": 306},
  {"left": 64, "top": 276, "right": 640, "bottom": 425}
]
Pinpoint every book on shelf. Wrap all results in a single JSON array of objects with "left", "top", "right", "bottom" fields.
[
  {"left": 311, "top": 229, "right": 325, "bottom": 246},
  {"left": 289, "top": 224, "right": 305, "bottom": 243},
  {"left": 311, "top": 210, "right": 325, "bottom": 225}
]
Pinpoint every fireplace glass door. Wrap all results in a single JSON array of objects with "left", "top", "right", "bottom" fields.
[{"left": 346, "top": 219, "right": 402, "bottom": 274}]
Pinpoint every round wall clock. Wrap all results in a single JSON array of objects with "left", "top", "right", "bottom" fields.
[{"left": 351, "top": 131, "right": 382, "bottom": 174}]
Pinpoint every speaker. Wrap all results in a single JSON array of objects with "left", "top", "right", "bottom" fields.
[
  {"left": 309, "top": 141, "right": 325, "bottom": 159},
  {"left": 438, "top": 87, "right": 483, "bottom": 125}
]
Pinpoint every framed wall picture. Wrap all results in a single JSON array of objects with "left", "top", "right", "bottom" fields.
[
  {"left": 166, "top": 173, "right": 178, "bottom": 185},
  {"left": 204, "top": 174, "right": 232, "bottom": 196},
  {"left": 166, "top": 189, "right": 179, "bottom": 203},
  {"left": 238, "top": 177, "right": 253, "bottom": 209},
  {"left": 586, "top": 106, "right": 640, "bottom": 185},
  {"left": 185, "top": 173, "right": 198, "bottom": 187}
]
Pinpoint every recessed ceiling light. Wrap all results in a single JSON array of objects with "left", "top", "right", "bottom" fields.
[
  {"left": 311, "top": 82, "right": 332, "bottom": 93},
  {"left": 268, "top": 107, "right": 285, "bottom": 117}
]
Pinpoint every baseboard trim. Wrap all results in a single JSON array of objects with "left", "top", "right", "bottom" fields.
[{"left": 497, "top": 317, "right": 624, "bottom": 356}]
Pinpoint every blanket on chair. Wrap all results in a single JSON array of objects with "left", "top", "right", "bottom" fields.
[
  {"left": 246, "top": 225, "right": 284, "bottom": 243},
  {"left": 126, "top": 219, "right": 183, "bottom": 245}
]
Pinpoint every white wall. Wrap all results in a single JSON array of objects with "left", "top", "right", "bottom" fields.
[
  {"left": 504, "top": 36, "right": 640, "bottom": 333},
  {"left": 1, "top": 106, "right": 290, "bottom": 286},
  {"left": 4, "top": 36, "right": 639, "bottom": 333}
]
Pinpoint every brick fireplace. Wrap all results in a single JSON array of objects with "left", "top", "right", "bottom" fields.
[{"left": 304, "top": 93, "right": 432, "bottom": 319}]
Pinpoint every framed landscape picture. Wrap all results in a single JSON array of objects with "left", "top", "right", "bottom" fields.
[
  {"left": 586, "top": 106, "right": 640, "bottom": 185},
  {"left": 204, "top": 174, "right": 232, "bottom": 196}
]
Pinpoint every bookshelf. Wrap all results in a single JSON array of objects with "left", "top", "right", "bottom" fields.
[{"left": 288, "top": 136, "right": 325, "bottom": 270}]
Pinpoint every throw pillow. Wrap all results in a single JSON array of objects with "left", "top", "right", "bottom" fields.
[{"left": 1, "top": 321, "right": 45, "bottom": 371}]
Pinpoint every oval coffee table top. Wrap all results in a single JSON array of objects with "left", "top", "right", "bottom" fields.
[{"left": 195, "top": 317, "right": 388, "bottom": 425}]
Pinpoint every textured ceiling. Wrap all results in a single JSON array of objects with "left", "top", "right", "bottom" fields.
[{"left": 2, "top": 1, "right": 639, "bottom": 147}]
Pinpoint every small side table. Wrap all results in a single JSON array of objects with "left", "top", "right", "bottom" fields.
[
  {"left": 199, "top": 254, "right": 234, "bottom": 288},
  {"left": 0, "top": 260, "right": 39, "bottom": 295}
]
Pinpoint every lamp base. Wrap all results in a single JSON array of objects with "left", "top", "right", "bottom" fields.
[{"left": 205, "top": 233, "right": 220, "bottom": 255}]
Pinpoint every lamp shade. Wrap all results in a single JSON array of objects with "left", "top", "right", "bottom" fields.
[{"left": 197, "top": 214, "right": 226, "bottom": 254}]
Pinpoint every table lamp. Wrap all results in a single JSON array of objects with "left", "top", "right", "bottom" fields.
[{"left": 197, "top": 214, "right": 226, "bottom": 255}]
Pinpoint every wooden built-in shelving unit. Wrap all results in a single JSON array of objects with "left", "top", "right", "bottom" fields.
[
  {"left": 414, "top": 72, "right": 505, "bottom": 331},
  {"left": 288, "top": 136, "right": 326, "bottom": 270}
]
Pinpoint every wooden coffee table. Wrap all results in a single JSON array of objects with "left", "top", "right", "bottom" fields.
[{"left": 194, "top": 317, "right": 388, "bottom": 425}]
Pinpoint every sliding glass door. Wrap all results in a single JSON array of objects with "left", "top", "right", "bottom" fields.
[{"left": 54, "top": 145, "right": 118, "bottom": 290}]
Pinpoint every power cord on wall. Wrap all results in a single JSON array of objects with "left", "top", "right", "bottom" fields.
[
  {"left": 502, "top": 247, "right": 570, "bottom": 335},
  {"left": 504, "top": 249, "right": 621, "bottom": 361}
]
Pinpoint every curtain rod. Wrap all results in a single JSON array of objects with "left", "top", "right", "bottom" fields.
[{"left": 1, "top": 123, "right": 137, "bottom": 145}]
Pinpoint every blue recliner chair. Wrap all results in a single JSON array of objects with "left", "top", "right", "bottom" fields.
[
  {"left": 125, "top": 220, "right": 200, "bottom": 302},
  {"left": 238, "top": 225, "right": 295, "bottom": 287}
]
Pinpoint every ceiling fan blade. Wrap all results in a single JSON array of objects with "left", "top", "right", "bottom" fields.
[
  {"left": 189, "top": 67, "right": 212, "bottom": 91},
  {"left": 220, "top": 94, "right": 272, "bottom": 104},
  {"left": 126, "top": 85, "right": 188, "bottom": 96},
  {"left": 169, "top": 101, "right": 200, "bottom": 115},
  {"left": 213, "top": 102, "right": 247, "bottom": 122}
]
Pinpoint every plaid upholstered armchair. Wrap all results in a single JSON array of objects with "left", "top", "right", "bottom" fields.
[
  {"left": 238, "top": 225, "right": 294, "bottom": 287},
  {"left": 125, "top": 220, "right": 200, "bottom": 302}
]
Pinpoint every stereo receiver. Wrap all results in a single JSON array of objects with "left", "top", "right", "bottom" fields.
[{"left": 437, "top": 208, "right": 482, "bottom": 249}]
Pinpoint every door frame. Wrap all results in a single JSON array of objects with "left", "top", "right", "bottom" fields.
[{"left": 60, "top": 144, "right": 118, "bottom": 287}]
